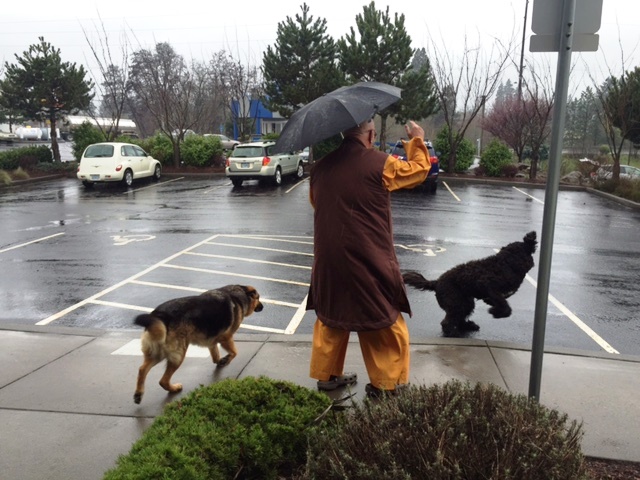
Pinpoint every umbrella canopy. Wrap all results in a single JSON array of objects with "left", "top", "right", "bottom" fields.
[{"left": 272, "top": 82, "right": 401, "bottom": 154}]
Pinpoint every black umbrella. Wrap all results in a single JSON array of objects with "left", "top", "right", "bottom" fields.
[{"left": 272, "top": 82, "right": 401, "bottom": 154}]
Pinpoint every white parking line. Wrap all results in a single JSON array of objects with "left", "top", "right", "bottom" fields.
[
  {"left": 36, "top": 233, "right": 224, "bottom": 325},
  {"left": 185, "top": 252, "right": 311, "bottom": 270},
  {"left": 205, "top": 241, "right": 314, "bottom": 257},
  {"left": 284, "top": 294, "right": 309, "bottom": 334},
  {"left": 523, "top": 273, "right": 619, "bottom": 354},
  {"left": 442, "top": 181, "right": 461, "bottom": 202},
  {"left": 513, "top": 186, "right": 544, "bottom": 204},
  {"left": 286, "top": 177, "right": 309, "bottom": 194},
  {"left": 492, "top": 245, "right": 619, "bottom": 354},
  {"left": 0, "top": 232, "right": 65, "bottom": 254},
  {"left": 123, "top": 177, "right": 184, "bottom": 194},
  {"left": 160, "top": 264, "right": 310, "bottom": 286}
]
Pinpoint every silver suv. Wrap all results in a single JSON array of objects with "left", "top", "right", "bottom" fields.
[{"left": 225, "top": 141, "right": 304, "bottom": 187}]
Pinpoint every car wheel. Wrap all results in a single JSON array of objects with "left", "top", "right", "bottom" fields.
[
  {"left": 429, "top": 180, "right": 437, "bottom": 193},
  {"left": 122, "top": 169, "right": 133, "bottom": 187},
  {"left": 153, "top": 165, "right": 161, "bottom": 181},
  {"left": 274, "top": 167, "right": 282, "bottom": 185},
  {"left": 82, "top": 180, "right": 94, "bottom": 188},
  {"left": 296, "top": 162, "right": 304, "bottom": 179},
  {"left": 231, "top": 178, "right": 243, "bottom": 187}
]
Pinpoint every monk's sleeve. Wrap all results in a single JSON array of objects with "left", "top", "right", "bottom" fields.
[{"left": 382, "top": 137, "right": 431, "bottom": 192}]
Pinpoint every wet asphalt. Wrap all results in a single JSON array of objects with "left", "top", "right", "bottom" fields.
[{"left": 0, "top": 173, "right": 639, "bottom": 357}]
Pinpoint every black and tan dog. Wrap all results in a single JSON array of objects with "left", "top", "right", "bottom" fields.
[
  {"left": 133, "top": 285, "right": 263, "bottom": 404},
  {"left": 403, "top": 232, "right": 537, "bottom": 337}
]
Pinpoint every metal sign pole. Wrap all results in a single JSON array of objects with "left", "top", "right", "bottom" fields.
[{"left": 528, "top": 0, "right": 576, "bottom": 400}]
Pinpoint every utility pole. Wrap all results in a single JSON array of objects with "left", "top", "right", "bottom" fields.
[{"left": 517, "top": 0, "right": 530, "bottom": 100}]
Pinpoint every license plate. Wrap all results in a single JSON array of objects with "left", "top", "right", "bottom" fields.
[
  {"left": 90, "top": 174, "right": 100, "bottom": 180},
  {"left": 241, "top": 162, "right": 251, "bottom": 169}
]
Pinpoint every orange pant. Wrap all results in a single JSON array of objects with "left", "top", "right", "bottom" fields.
[{"left": 310, "top": 314, "right": 410, "bottom": 390}]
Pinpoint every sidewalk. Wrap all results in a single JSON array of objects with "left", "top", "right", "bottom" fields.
[{"left": 1, "top": 323, "right": 639, "bottom": 479}]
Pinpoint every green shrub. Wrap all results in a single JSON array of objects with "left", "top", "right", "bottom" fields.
[
  {"left": 181, "top": 135, "right": 224, "bottom": 167},
  {"left": 305, "top": 381, "right": 587, "bottom": 479},
  {"left": 433, "top": 126, "right": 476, "bottom": 173},
  {"left": 481, "top": 140, "right": 514, "bottom": 177},
  {"left": 71, "top": 122, "right": 107, "bottom": 160},
  {"left": 104, "top": 377, "right": 331, "bottom": 480},
  {"left": 0, "top": 146, "right": 53, "bottom": 170},
  {"left": 138, "top": 133, "right": 174, "bottom": 165}
]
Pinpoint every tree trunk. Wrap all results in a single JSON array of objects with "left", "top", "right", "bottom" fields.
[
  {"left": 172, "top": 140, "right": 181, "bottom": 168},
  {"left": 530, "top": 151, "right": 539, "bottom": 180},
  {"left": 50, "top": 118, "right": 61, "bottom": 162}
]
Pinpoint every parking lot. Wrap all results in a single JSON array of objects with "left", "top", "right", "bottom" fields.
[{"left": 1, "top": 175, "right": 639, "bottom": 356}]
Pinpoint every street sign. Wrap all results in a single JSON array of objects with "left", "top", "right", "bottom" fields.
[{"left": 530, "top": 0, "right": 603, "bottom": 52}]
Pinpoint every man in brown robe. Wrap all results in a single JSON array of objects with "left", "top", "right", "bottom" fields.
[{"left": 307, "top": 118, "right": 431, "bottom": 396}]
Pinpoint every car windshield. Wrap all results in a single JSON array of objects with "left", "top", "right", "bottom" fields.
[
  {"left": 232, "top": 146, "right": 265, "bottom": 158},
  {"left": 84, "top": 145, "right": 115, "bottom": 158}
]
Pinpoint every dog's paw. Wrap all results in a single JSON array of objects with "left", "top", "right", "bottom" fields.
[
  {"left": 489, "top": 306, "right": 512, "bottom": 318},
  {"left": 216, "top": 355, "right": 232, "bottom": 367},
  {"left": 462, "top": 320, "right": 480, "bottom": 331},
  {"left": 133, "top": 392, "right": 142, "bottom": 404}
]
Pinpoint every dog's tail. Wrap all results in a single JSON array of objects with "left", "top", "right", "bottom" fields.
[
  {"left": 134, "top": 313, "right": 167, "bottom": 344},
  {"left": 523, "top": 231, "right": 538, "bottom": 254},
  {"left": 402, "top": 271, "right": 437, "bottom": 291}
]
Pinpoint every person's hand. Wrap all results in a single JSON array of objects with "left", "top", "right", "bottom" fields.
[{"left": 404, "top": 120, "right": 424, "bottom": 140}]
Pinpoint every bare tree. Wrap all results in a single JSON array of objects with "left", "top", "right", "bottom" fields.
[
  {"left": 426, "top": 33, "right": 513, "bottom": 173},
  {"left": 129, "top": 43, "right": 211, "bottom": 167},
  {"left": 520, "top": 62, "right": 554, "bottom": 179},
  {"left": 482, "top": 94, "right": 528, "bottom": 161},
  {"left": 587, "top": 28, "right": 640, "bottom": 180},
  {"left": 81, "top": 14, "right": 132, "bottom": 140}
]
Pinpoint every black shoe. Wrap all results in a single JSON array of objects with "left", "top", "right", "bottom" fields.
[{"left": 317, "top": 373, "right": 358, "bottom": 391}]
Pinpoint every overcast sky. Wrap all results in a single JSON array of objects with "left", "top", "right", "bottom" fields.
[{"left": 1, "top": 0, "right": 638, "bottom": 97}]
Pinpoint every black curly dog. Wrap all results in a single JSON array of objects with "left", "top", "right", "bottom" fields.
[{"left": 403, "top": 232, "right": 537, "bottom": 337}]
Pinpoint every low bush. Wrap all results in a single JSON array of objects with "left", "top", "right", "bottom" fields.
[
  {"left": 481, "top": 140, "right": 514, "bottom": 177},
  {"left": 11, "top": 167, "right": 30, "bottom": 180},
  {"left": 0, "top": 170, "right": 11, "bottom": 185},
  {"left": 0, "top": 145, "right": 53, "bottom": 170},
  {"left": 71, "top": 122, "right": 107, "bottom": 160},
  {"left": 104, "top": 377, "right": 331, "bottom": 480},
  {"left": 434, "top": 126, "right": 475, "bottom": 173},
  {"left": 304, "top": 381, "right": 587, "bottom": 479},
  {"left": 181, "top": 135, "right": 224, "bottom": 167}
]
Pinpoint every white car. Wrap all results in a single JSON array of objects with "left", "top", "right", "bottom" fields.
[
  {"left": 225, "top": 141, "right": 304, "bottom": 187},
  {"left": 594, "top": 164, "right": 640, "bottom": 181},
  {"left": 204, "top": 134, "right": 240, "bottom": 150},
  {"left": 77, "top": 142, "right": 162, "bottom": 188}
]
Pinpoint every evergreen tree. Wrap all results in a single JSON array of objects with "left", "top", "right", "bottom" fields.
[
  {"left": 338, "top": 2, "right": 436, "bottom": 149},
  {"left": 262, "top": 3, "right": 344, "bottom": 119},
  {"left": 1, "top": 37, "right": 94, "bottom": 161}
]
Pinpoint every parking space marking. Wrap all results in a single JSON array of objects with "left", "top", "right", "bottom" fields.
[
  {"left": 0, "top": 232, "right": 65, "bottom": 254},
  {"left": 442, "top": 181, "right": 461, "bottom": 201},
  {"left": 205, "top": 241, "right": 314, "bottom": 257},
  {"left": 513, "top": 186, "right": 544, "bottom": 204},
  {"left": 284, "top": 294, "right": 309, "bottom": 334},
  {"left": 523, "top": 273, "right": 619, "bottom": 354},
  {"left": 185, "top": 252, "right": 311, "bottom": 270},
  {"left": 492, "top": 242, "right": 619, "bottom": 354},
  {"left": 285, "top": 177, "right": 309, "bottom": 194},
  {"left": 37, "top": 233, "right": 310, "bottom": 334},
  {"left": 160, "top": 264, "right": 310, "bottom": 286},
  {"left": 36, "top": 233, "right": 225, "bottom": 325},
  {"left": 123, "top": 177, "right": 184, "bottom": 194}
]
